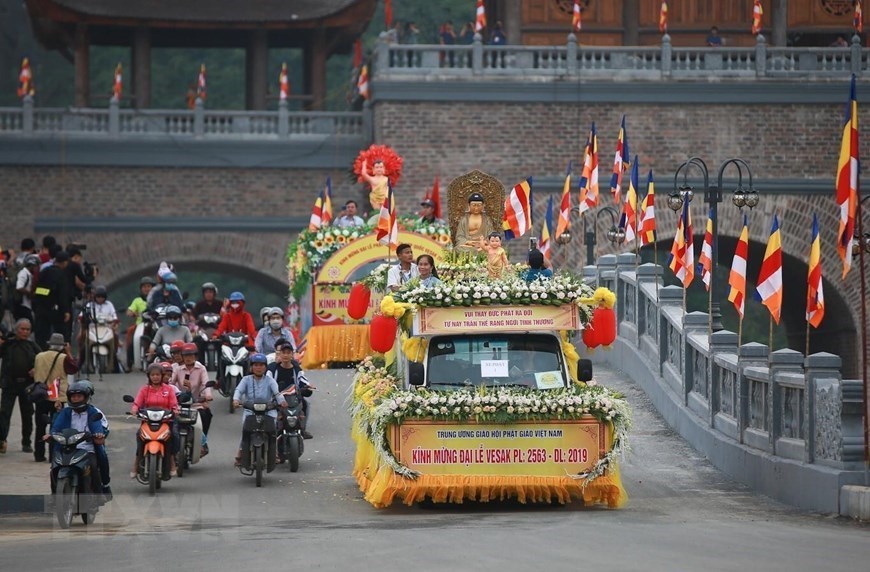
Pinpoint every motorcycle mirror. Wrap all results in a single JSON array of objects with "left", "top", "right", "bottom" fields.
[
  {"left": 408, "top": 362, "right": 425, "bottom": 386},
  {"left": 578, "top": 359, "right": 593, "bottom": 382},
  {"left": 205, "top": 380, "right": 216, "bottom": 388},
  {"left": 122, "top": 395, "right": 135, "bottom": 403}
]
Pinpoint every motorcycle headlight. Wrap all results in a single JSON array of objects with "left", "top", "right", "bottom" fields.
[
  {"left": 253, "top": 403, "right": 267, "bottom": 412},
  {"left": 72, "top": 432, "right": 87, "bottom": 443},
  {"left": 52, "top": 434, "right": 66, "bottom": 444},
  {"left": 146, "top": 410, "right": 165, "bottom": 422},
  {"left": 285, "top": 415, "right": 298, "bottom": 426}
]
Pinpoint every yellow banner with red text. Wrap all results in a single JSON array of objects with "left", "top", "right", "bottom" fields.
[{"left": 414, "top": 304, "right": 579, "bottom": 335}]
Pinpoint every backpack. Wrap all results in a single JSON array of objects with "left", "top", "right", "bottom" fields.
[{"left": 4, "top": 259, "right": 24, "bottom": 308}]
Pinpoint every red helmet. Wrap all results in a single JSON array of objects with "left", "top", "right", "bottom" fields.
[
  {"left": 170, "top": 340, "right": 185, "bottom": 352},
  {"left": 181, "top": 342, "right": 198, "bottom": 355},
  {"left": 160, "top": 361, "right": 173, "bottom": 373}
]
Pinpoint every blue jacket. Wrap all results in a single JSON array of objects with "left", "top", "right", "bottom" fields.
[{"left": 51, "top": 404, "right": 109, "bottom": 457}]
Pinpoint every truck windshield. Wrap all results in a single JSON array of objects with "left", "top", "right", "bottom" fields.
[{"left": 426, "top": 333, "right": 566, "bottom": 390}]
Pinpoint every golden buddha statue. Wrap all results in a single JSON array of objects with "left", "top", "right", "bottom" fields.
[{"left": 454, "top": 192, "right": 494, "bottom": 252}]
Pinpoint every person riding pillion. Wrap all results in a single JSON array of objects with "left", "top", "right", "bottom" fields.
[
  {"left": 232, "top": 353, "right": 287, "bottom": 467},
  {"left": 255, "top": 307, "right": 297, "bottom": 355},
  {"left": 169, "top": 343, "right": 213, "bottom": 456},
  {"left": 268, "top": 338, "right": 314, "bottom": 439},
  {"left": 146, "top": 271, "right": 183, "bottom": 313}
]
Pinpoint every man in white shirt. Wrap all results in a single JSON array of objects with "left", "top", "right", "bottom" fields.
[
  {"left": 14, "top": 255, "right": 39, "bottom": 322},
  {"left": 333, "top": 200, "right": 365, "bottom": 229},
  {"left": 387, "top": 244, "right": 420, "bottom": 292},
  {"left": 79, "top": 285, "right": 120, "bottom": 372}
]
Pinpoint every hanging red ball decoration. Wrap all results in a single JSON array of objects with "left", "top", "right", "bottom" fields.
[
  {"left": 582, "top": 323, "right": 600, "bottom": 350},
  {"left": 369, "top": 314, "right": 398, "bottom": 353},
  {"left": 594, "top": 307, "right": 617, "bottom": 347},
  {"left": 347, "top": 283, "right": 371, "bottom": 320}
]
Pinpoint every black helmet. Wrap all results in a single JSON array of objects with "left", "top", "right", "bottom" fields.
[
  {"left": 94, "top": 285, "right": 108, "bottom": 298},
  {"left": 201, "top": 282, "right": 217, "bottom": 295},
  {"left": 140, "top": 276, "right": 156, "bottom": 287},
  {"left": 165, "top": 305, "right": 182, "bottom": 318},
  {"left": 66, "top": 382, "right": 91, "bottom": 412}
]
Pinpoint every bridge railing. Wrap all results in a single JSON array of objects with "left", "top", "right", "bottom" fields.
[
  {"left": 0, "top": 98, "right": 367, "bottom": 139},
  {"left": 591, "top": 253, "right": 864, "bottom": 477},
  {"left": 374, "top": 34, "right": 867, "bottom": 80}
]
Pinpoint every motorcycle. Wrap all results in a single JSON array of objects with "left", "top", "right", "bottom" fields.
[
  {"left": 151, "top": 342, "right": 172, "bottom": 366},
  {"left": 50, "top": 422, "right": 104, "bottom": 529},
  {"left": 135, "top": 305, "right": 167, "bottom": 371},
  {"left": 196, "top": 313, "right": 221, "bottom": 371},
  {"left": 123, "top": 395, "right": 174, "bottom": 495},
  {"left": 277, "top": 385, "right": 306, "bottom": 472},
  {"left": 239, "top": 400, "right": 277, "bottom": 487},
  {"left": 175, "top": 381, "right": 215, "bottom": 477},
  {"left": 86, "top": 314, "right": 115, "bottom": 378},
  {"left": 218, "top": 332, "right": 249, "bottom": 413}
]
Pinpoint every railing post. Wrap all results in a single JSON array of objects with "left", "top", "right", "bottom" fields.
[
  {"left": 709, "top": 329, "right": 738, "bottom": 427},
  {"left": 22, "top": 94, "right": 34, "bottom": 135},
  {"left": 567, "top": 33, "right": 578, "bottom": 76},
  {"left": 278, "top": 99, "right": 289, "bottom": 137},
  {"left": 661, "top": 34, "right": 672, "bottom": 79},
  {"left": 362, "top": 100, "right": 374, "bottom": 143},
  {"left": 737, "top": 342, "right": 769, "bottom": 445},
  {"left": 582, "top": 265, "right": 598, "bottom": 288},
  {"left": 108, "top": 96, "right": 120, "bottom": 136},
  {"left": 472, "top": 33, "right": 483, "bottom": 75},
  {"left": 768, "top": 348, "right": 805, "bottom": 456},
  {"left": 376, "top": 33, "right": 390, "bottom": 72},
  {"left": 657, "top": 285, "right": 682, "bottom": 376},
  {"left": 614, "top": 253, "right": 638, "bottom": 326},
  {"left": 635, "top": 263, "right": 662, "bottom": 347},
  {"left": 851, "top": 34, "right": 862, "bottom": 76},
  {"left": 596, "top": 254, "right": 617, "bottom": 293},
  {"left": 194, "top": 97, "right": 204, "bottom": 137},
  {"left": 755, "top": 34, "right": 767, "bottom": 78},
  {"left": 806, "top": 352, "right": 863, "bottom": 469},
  {"left": 682, "top": 312, "right": 708, "bottom": 405}
]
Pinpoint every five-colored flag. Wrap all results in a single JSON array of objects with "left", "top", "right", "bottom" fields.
[
  {"left": 755, "top": 215, "right": 783, "bottom": 324},
  {"left": 806, "top": 213, "right": 825, "bottom": 328},
  {"left": 836, "top": 74, "right": 859, "bottom": 278},
  {"left": 622, "top": 157, "right": 639, "bottom": 243},
  {"left": 659, "top": 2, "right": 669, "bottom": 34},
  {"left": 279, "top": 63, "right": 289, "bottom": 101},
  {"left": 578, "top": 123, "right": 600, "bottom": 215},
  {"left": 728, "top": 215, "right": 749, "bottom": 319},
  {"left": 540, "top": 195, "right": 554, "bottom": 261},
  {"left": 572, "top": 0, "right": 582, "bottom": 32},
  {"left": 308, "top": 178, "right": 334, "bottom": 231},
  {"left": 856, "top": 2, "right": 865, "bottom": 34},
  {"left": 197, "top": 64, "right": 207, "bottom": 100},
  {"left": 610, "top": 115, "right": 630, "bottom": 204},
  {"left": 503, "top": 178, "right": 533, "bottom": 240},
  {"left": 376, "top": 181, "right": 399, "bottom": 247},
  {"left": 698, "top": 208, "right": 714, "bottom": 291},
  {"left": 668, "top": 195, "right": 694, "bottom": 288},
  {"left": 385, "top": 0, "right": 393, "bottom": 29},
  {"left": 639, "top": 170, "right": 657, "bottom": 247},
  {"left": 353, "top": 39, "right": 364, "bottom": 69},
  {"left": 752, "top": 0, "right": 763, "bottom": 35},
  {"left": 556, "top": 162, "right": 572, "bottom": 239},
  {"left": 475, "top": 0, "right": 487, "bottom": 32},
  {"left": 429, "top": 176, "right": 442, "bottom": 219},
  {"left": 112, "top": 63, "right": 122, "bottom": 101},
  {"left": 17, "top": 57, "right": 32, "bottom": 99},
  {"left": 358, "top": 65, "right": 370, "bottom": 100}
]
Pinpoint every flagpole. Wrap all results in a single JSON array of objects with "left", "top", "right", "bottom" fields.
[
  {"left": 738, "top": 316, "right": 743, "bottom": 348},
  {"left": 768, "top": 315, "right": 774, "bottom": 353},
  {"left": 805, "top": 319, "right": 811, "bottom": 358},
  {"left": 857, "top": 179, "right": 870, "bottom": 481}
]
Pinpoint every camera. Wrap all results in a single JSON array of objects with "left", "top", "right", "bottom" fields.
[
  {"left": 529, "top": 237, "right": 538, "bottom": 251},
  {"left": 83, "top": 261, "right": 99, "bottom": 283}
]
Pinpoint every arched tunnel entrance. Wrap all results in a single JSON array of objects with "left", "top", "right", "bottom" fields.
[{"left": 640, "top": 235, "right": 857, "bottom": 376}]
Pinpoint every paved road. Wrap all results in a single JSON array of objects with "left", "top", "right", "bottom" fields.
[{"left": 0, "top": 366, "right": 866, "bottom": 572}]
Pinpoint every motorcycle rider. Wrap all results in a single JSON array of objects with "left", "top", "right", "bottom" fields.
[
  {"left": 255, "top": 307, "right": 297, "bottom": 355},
  {"left": 268, "top": 338, "right": 314, "bottom": 439},
  {"left": 130, "top": 363, "right": 179, "bottom": 477},
  {"left": 231, "top": 353, "right": 286, "bottom": 467},
  {"left": 49, "top": 381, "right": 111, "bottom": 501},
  {"left": 78, "top": 285, "right": 119, "bottom": 372},
  {"left": 147, "top": 306, "right": 192, "bottom": 362},
  {"left": 168, "top": 339, "right": 185, "bottom": 368},
  {"left": 258, "top": 307, "right": 271, "bottom": 330},
  {"left": 192, "top": 282, "right": 223, "bottom": 364},
  {"left": 146, "top": 272, "right": 184, "bottom": 313},
  {"left": 214, "top": 292, "right": 257, "bottom": 347},
  {"left": 125, "top": 277, "right": 155, "bottom": 370},
  {"left": 170, "top": 343, "right": 213, "bottom": 456}
]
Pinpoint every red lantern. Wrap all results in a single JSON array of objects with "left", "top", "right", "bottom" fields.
[
  {"left": 593, "top": 307, "right": 617, "bottom": 347},
  {"left": 582, "top": 323, "right": 600, "bottom": 350},
  {"left": 370, "top": 314, "right": 398, "bottom": 353},
  {"left": 347, "top": 283, "right": 371, "bottom": 320}
]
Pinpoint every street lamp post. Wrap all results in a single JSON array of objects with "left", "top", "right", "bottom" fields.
[
  {"left": 668, "top": 157, "right": 758, "bottom": 332},
  {"left": 557, "top": 205, "right": 623, "bottom": 267}
]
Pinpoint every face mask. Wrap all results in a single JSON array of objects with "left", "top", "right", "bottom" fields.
[
  {"left": 168, "top": 319, "right": 180, "bottom": 328},
  {"left": 269, "top": 319, "right": 283, "bottom": 329},
  {"left": 165, "top": 284, "right": 177, "bottom": 292},
  {"left": 230, "top": 303, "right": 240, "bottom": 310}
]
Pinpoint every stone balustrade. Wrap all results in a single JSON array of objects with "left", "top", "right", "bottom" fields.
[{"left": 585, "top": 253, "right": 866, "bottom": 514}]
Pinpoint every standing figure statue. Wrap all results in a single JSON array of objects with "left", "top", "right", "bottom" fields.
[
  {"left": 454, "top": 192, "right": 494, "bottom": 252},
  {"left": 478, "top": 231, "right": 509, "bottom": 279},
  {"left": 360, "top": 159, "right": 390, "bottom": 214}
]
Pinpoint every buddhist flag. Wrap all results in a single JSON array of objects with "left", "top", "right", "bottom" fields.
[
  {"left": 837, "top": 74, "right": 859, "bottom": 278},
  {"left": 197, "top": 64, "right": 207, "bottom": 100},
  {"left": 668, "top": 196, "right": 694, "bottom": 288},
  {"left": 578, "top": 123, "right": 600, "bottom": 215},
  {"left": 17, "top": 57, "right": 32, "bottom": 99},
  {"left": 755, "top": 215, "right": 783, "bottom": 324},
  {"left": 610, "top": 115, "right": 630, "bottom": 204},
  {"left": 623, "top": 157, "right": 639, "bottom": 244},
  {"left": 806, "top": 213, "right": 825, "bottom": 328},
  {"left": 698, "top": 209, "right": 714, "bottom": 291},
  {"left": 353, "top": 39, "right": 364, "bottom": 69},
  {"left": 752, "top": 0, "right": 763, "bottom": 35},
  {"left": 308, "top": 178, "right": 333, "bottom": 231},
  {"left": 540, "top": 195, "right": 554, "bottom": 261},
  {"left": 728, "top": 215, "right": 749, "bottom": 319},
  {"left": 572, "top": 0, "right": 582, "bottom": 32},
  {"left": 555, "top": 162, "right": 572, "bottom": 239},
  {"left": 639, "top": 170, "right": 657, "bottom": 247},
  {"left": 430, "top": 176, "right": 442, "bottom": 219},
  {"left": 279, "top": 63, "right": 289, "bottom": 101},
  {"left": 376, "top": 181, "right": 398, "bottom": 247},
  {"left": 503, "top": 178, "right": 533, "bottom": 240},
  {"left": 475, "top": 0, "right": 487, "bottom": 32},
  {"left": 358, "top": 65, "right": 369, "bottom": 100},
  {"left": 659, "top": 2, "right": 669, "bottom": 34},
  {"left": 856, "top": 2, "right": 864, "bottom": 34},
  {"left": 385, "top": 0, "right": 393, "bottom": 29},
  {"left": 112, "top": 63, "right": 122, "bottom": 101}
]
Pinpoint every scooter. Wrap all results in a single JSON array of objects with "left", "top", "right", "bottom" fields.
[
  {"left": 218, "top": 332, "right": 249, "bottom": 413},
  {"left": 239, "top": 400, "right": 277, "bottom": 487},
  {"left": 86, "top": 314, "right": 115, "bottom": 379},
  {"left": 175, "top": 380, "right": 215, "bottom": 477},
  {"left": 135, "top": 305, "right": 167, "bottom": 371},
  {"left": 123, "top": 395, "right": 174, "bottom": 495},
  {"left": 50, "top": 423, "right": 104, "bottom": 529},
  {"left": 277, "top": 385, "right": 306, "bottom": 472},
  {"left": 196, "top": 313, "right": 221, "bottom": 371}
]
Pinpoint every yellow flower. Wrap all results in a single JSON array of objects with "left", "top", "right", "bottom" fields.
[
  {"left": 438, "top": 233, "right": 450, "bottom": 244},
  {"left": 313, "top": 240, "right": 324, "bottom": 249},
  {"left": 324, "top": 235, "right": 335, "bottom": 245},
  {"left": 337, "top": 234, "right": 347, "bottom": 244}
]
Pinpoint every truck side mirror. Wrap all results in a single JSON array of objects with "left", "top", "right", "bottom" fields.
[
  {"left": 408, "top": 362, "right": 425, "bottom": 386},
  {"left": 578, "top": 359, "right": 593, "bottom": 382}
]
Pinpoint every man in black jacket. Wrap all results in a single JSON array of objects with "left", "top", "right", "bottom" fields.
[
  {"left": 32, "top": 250, "right": 71, "bottom": 349},
  {"left": 0, "top": 319, "right": 41, "bottom": 454}
]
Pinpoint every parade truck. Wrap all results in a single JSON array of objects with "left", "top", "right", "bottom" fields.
[{"left": 287, "top": 219, "right": 449, "bottom": 369}]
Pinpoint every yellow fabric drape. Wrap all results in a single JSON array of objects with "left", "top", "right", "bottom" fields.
[{"left": 301, "top": 325, "right": 371, "bottom": 369}]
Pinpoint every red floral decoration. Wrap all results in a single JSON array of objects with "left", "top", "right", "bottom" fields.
[{"left": 353, "top": 144, "right": 404, "bottom": 187}]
